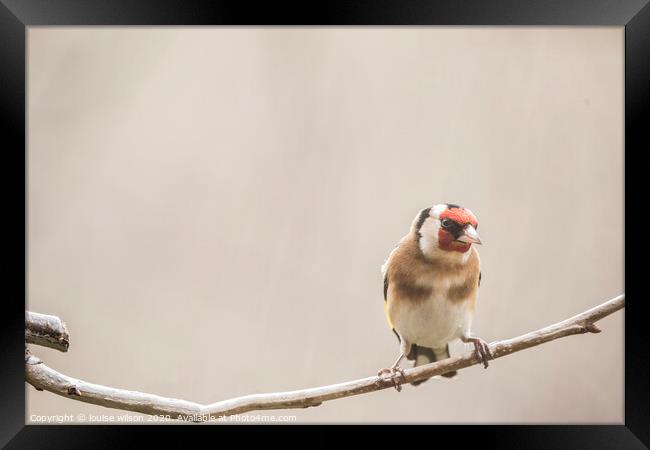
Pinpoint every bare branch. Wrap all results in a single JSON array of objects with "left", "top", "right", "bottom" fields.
[
  {"left": 25, "top": 311, "right": 69, "bottom": 352},
  {"left": 25, "top": 294, "right": 624, "bottom": 422}
]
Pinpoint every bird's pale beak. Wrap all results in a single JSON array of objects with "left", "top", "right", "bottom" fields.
[{"left": 457, "top": 225, "right": 482, "bottom": 245}]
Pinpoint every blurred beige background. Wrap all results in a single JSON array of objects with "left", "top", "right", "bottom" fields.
[{"left": 27, "top": 27, "right": 623, "bottom": 424}]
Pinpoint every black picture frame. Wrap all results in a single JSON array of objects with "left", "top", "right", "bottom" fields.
[{"left": 1, "top": 1, "right": 647, "bottom": 447}]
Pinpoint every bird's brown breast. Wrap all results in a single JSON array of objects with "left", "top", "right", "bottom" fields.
[{"left": 386, "top": 235, "right": 480, "bottom": 306}]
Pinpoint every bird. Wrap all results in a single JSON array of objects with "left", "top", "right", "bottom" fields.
[{"left": 378, "top": 203, "right": 491, "bottom": 391}]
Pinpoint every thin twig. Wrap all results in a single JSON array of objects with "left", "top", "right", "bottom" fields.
[
  {"left": 25, "top": 294, "right": 624, "bottom": 422},
  {"left": 25, "top": 311, "right": 69, "bottom": 352}
]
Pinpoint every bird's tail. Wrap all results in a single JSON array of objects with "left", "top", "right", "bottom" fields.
[{"left": 408, "top": 344, "right": 457, "bottom": 386}]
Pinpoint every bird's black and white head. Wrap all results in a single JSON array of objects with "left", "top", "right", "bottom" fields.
[{"left": 411, "top": 203, "right": 482, "bottom": 260}]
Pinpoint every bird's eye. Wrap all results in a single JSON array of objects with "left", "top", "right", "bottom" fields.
[{"left": 441, "top": 219, "right": 453, "bottom": 228}]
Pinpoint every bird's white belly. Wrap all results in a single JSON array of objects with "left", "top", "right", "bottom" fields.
[{"left": 393, "top": 293, "right": 471, "bottom": 349}]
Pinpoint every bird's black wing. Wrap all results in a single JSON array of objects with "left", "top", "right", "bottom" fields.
[
  {"left": 383, "top": 275, "right": 389, "bottom": 302},
  {"left": 383, "top": 272, "right": 402, "bottom": 343}
]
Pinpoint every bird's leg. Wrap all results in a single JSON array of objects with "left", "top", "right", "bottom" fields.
[
  {"left": 461, "top": 334, "right": 492, "bottom": 368},
  {"left": 376, "top": 354, "right": 404, "bottom": 378},
  {"left": 377, "top": 353, "right": 406, "bottom": 391},
  {"left": 377, "top": 340, "right": 410, "bottom": 391},
  {"left": 390, "top": 352, "right": 405, "bottom": 370}
]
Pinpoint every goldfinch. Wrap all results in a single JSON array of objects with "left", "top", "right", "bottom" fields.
[{"left": 378, "top": 203, "right": 491, "bottom": 390}]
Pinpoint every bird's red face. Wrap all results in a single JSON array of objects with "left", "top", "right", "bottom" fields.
[
  {"left": 413, "top": 203, "right": 482, "bottom": 258},
  {"left": 437, "top": 205, "right": 481, "bottom": 253}
]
